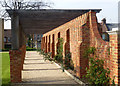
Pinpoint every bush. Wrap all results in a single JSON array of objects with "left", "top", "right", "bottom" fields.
[
  {"left": 54, "top": 38, "right": 63, "bottom": 64},
  {"left": 84, "top": 47, "right": 111, "bottom": 85},
  {"left": 37, "top": 48, "right": 41, "bottom": 52},
  {"left": 85, "top": 56, "right": 110, "bottom": 85},
  {"left": 38, "top": 49, "right": 52, "bottom": 61},
  {"left": 43, "top": 52, "right": 52, "bottom": 61},
  {"left": 83, "top": 47, "right": 96, "bottom": 58},
  {"left": 26, "top": 46, "right": 36, "bottom": 51},
  {"left": 2, "top": 48, "right": 10, "bottom": 51},
  {"left": 64, "top": 51, "right": 74, "bottom": 70},
  {"left": 54, "top": 54, "right": 63, "bottom": 63}
]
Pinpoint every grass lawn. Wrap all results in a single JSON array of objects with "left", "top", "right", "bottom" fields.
[{"left": 1, "top": 52, "right": 10, "bottom": 86}]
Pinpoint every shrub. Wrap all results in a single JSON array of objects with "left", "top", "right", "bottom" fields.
[
  {"left": 85, "top": 56, "right": 110, "bottom": 85},
  {"left": 54, "top": 38, "right": 63, "bottom": 64},
  {"left": 83, "top": 47, "right": 96, "bottom": 58},
  {"left": 2, "top": 48, "right": 10, "bottom": 51},
  {"left": 43, "top": 52, "right": 52, "bottom": 61},
  {"left": 38, "top": 49, "right": 52, "bottom": 61},
  {"left": 84, "top": 47, "right": 111, "bottom": 85},
  {"left": 65, "top": 51, "right": 74, "bottom": 70},
  {"left": 26, "top": 46, "right": 36, "bottom": 51},
  {"left": 37, "top": 48, "right": 41, "bottom": 52}
]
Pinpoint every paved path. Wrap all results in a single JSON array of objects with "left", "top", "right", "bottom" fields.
[{"left": 18, "top": 51, "right": 79, "bottom": 86}]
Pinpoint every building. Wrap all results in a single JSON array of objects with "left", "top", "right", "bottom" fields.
[
  {"left": 3, "top": 29, "right": 42, "bottom": 49},
  {"left": 100, "top": 18, "right": 118, "bottom": 41},
  {"left": 4, "top": 29, "right": 11, "bottom": 49},
  {"left": 33, "top": 34, "right": 42, "bottom": 48}
]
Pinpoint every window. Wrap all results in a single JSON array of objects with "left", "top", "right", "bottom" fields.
[
  {"left": 102, "top": 33, "right": 109, "bottom": 41},
  {"left": 4, "top": 37, "right": 6, "bottom": 42},
  {"left": 102, "top": 34, "right": 106, "bottom": 40},
  {"left": 8, "top": 37, "right": 11, "bottom": 42}
]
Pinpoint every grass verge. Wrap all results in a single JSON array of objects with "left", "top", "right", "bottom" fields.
[{"left": 1, "top": 52, "right": 10, "bottom": 86}]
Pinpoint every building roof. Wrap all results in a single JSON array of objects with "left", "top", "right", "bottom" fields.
[
  {"left": 106, "top": 23, "right": 118, "bottom": 31},
  {"left": 7, "top": 9, "right": 101, "bottom": 34}
]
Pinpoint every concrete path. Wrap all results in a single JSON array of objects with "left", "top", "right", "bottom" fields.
[{"left": 19, "top": 51, "right": 79, "bottom": 86}]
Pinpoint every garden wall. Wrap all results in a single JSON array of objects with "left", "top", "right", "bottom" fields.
[{"left": 41, "top": 11, "right": 120, "bottom": 84}]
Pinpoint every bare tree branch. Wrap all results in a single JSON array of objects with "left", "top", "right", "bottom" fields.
[{"left": 0, "top": 0, "right": 54, "bottom": 19}]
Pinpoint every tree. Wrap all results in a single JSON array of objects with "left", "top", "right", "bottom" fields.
[{"left": 0, "top": 0, "right": 53, "bottom": 19}]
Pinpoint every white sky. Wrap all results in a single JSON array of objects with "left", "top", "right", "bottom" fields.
[{"left": 4, "top": 0, "right": 119, "bottom": 29}]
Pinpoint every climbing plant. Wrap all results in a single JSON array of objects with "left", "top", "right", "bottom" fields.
[
  {"left": 43, "top": 52, "right": 52, "bottom": 61},
  {"left": 38, "top": 49, "right": 52, "bottom": 61},
  {"left": 65, "top": 50, "right": 74, "bottom": 70},
  {"left": 54, "top": 38, "right": 63, "bottom": 64},
  {"left": 83, "top": 47, "right": 96, "bottom": 58},
  {"left": 84, "top": 47, "right": 111, "bottom": 85}
]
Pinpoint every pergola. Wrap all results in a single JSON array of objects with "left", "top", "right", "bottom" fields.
[
  {"left": 7, "top": 9, "right": 101, "bottom": 50},
  {"left": 7, "top": 9, "right": 101, "bottom": 83}
]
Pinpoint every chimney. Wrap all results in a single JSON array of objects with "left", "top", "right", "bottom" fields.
[{"left": 101, "top": 18, "right": 106, "bottom": 24}]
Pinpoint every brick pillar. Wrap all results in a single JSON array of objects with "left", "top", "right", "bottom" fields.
[
  {"left": 19, "top": 45, "right": 26, "bottom": 70},
  {"left": 107, "top": 30, "right": 120, "bottom": 84},
  {"left": 24, "top": 45, "right": 26, "bottom": 60},
  {"left": 9, "top": 50, "right": 22, "bottom": 83},
  {"left": 45, "top": 36, "right": 47, "bottom": 53},
  {"left": 41, "top": 37, "right": 45, "bottom": 50}
]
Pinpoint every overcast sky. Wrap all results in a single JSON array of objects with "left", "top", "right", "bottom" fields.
[{"left": 4, "top": 0, "right": 119, "bottom": 29}]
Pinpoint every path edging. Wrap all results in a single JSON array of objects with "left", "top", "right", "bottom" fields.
[{"left": 53, "top": 62, "right": 86, "bottom": 86}]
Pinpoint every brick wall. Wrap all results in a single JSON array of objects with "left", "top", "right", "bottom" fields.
[
  {"left": 89, "top": 11, "right": 110, "bottom": 70},
  {"left": 41, "top": 11, "right": 119, "bottom": 84},
  {"left": 107, "top": 31, "right": 120, "bottom": 84}
]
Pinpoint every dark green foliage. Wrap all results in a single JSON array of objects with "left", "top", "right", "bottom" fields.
[
  {"left": 85, "top": 56, "right": 110, "bottom": 85},
  {"left": 107, "top": 47, "right": 110, "bottom": 55},
  {"left": 26, "top": 46, "right": 36, "bottom": 51},
  {"left": 37, "top": 48, "right": 41, "bottom": 52},
  {"left": 38, "top": 49, "right": 52, "bottom": 61},
  {"left": 2, "top": 46, "right": 11, "bottom": 51},
  {"left": 69, "top": 60, "right": 74, "bottom": 70},
  {"left": 54, "top": 38, "right": 63, "bottom": 64},
  {"left": 40, "top": 49, "right": 45, "bottom": 55},
  {"left": 84, "top": 47, "right": 111, "bottom": 85},
  {"left": 2, "top": 48, "right": 10, "bottom": 51},
  {"left": 43, "top": 52, "right": 52, "bottom": 61},
  {"left": 65, "top": 51, "right": 74, "bottom": 70},
  {"left": 83, "top": 47, "right": 96, "bottom": 58},
  {"left": 112, "top": 79, "right": 115, "bottom": 86},
  {"left": 27, "top": 35, "right": 32, "bottom": 47},
  {"left": 54, "top": 54, "right": 63, "bottom": 63},
  {"left": 4, "top": 44, "right": 11, "bottom": 49}
]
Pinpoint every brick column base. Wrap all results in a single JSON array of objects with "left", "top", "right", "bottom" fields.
[
  {"left": 9, "top": 50, "right": 22, "bottom": 83},
  {"left": 20, "top": 45, "right": 26, "bottom": 70}
]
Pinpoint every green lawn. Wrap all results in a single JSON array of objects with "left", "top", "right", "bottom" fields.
[{"left": 1, "top": 52, "right": 10, "bottom": 86}]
